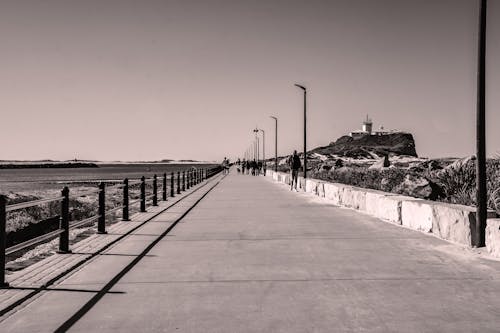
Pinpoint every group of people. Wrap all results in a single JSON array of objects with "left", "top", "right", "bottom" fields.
[
  {"left": 222, "top": 150, "right": 302, "bottom": 192},
  {"left": 236, "top": 159, "right": 264, "bottom": 176}
]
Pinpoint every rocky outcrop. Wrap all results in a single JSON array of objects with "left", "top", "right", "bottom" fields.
[
  {"left": 368, "top": 155, "right": 390, "bottom": 170},
  {"left": 394, "top": 174, "right": 443, "bottom": 200},
  {"left": 311, "top": 133, "right": 417, "bottom": 159}
]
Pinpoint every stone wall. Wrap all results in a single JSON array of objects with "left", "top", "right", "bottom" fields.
[{"left": 268, "top": 171, "right": 500, "bottom": 258}]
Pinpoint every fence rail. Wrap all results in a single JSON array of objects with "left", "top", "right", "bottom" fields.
[{"left": 0, "top": 166, "right": 223, "bottom": 287}]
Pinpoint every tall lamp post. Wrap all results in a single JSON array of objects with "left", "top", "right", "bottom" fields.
[
  {"left": 294, "top": 84, "right": 307, "bottom": 178},
  {"left": 254, "top": 128, "right": 266, "bottom": 174},
  {"left": 475, "top": 0, "right": 487, "bottom": 247},
  {"left": 270, "top": 116, "right": 278, "bottom": 172}
]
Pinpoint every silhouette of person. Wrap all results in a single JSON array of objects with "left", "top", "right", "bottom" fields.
[{"left": 289, "top": 150, "right": 301, "bottom": 191}]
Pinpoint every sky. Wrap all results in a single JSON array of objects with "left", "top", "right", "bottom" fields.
[{"left": 1, "top": 0, "right": 499, "bottom": 162}]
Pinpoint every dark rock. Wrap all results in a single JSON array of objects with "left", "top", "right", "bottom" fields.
[
  {"left": 395, "top": 174, "right": 443, "bottom": 200},
  {"left": 369, "top": 155, "right": 390, "bottom": 169}
]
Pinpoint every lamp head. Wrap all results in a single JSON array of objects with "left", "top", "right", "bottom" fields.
[{"left": 294, "top": 84, "right": 306, "bottom": 91}]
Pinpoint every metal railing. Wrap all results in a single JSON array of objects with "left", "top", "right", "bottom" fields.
[{"left": 0, "top": 166, "right": 223, "bottom": 287}]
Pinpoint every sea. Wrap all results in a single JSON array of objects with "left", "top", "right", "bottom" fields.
[{"left": 0, "top": 163, "right": 215, "bottom": 193}]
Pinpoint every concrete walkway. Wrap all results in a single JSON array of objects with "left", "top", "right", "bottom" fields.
[{"left": 1, "top": 171, "right": 500, "bottom": 332}]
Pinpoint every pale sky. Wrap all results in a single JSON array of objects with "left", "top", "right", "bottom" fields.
[{"left": 1, "top": 0, "right": 499, "bottom": 162}]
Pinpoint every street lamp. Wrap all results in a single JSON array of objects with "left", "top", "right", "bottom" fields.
[
  {"left": 254, "top": 128, "right": 265, "bottom": 175},
  {"left": 270, "top": 116, "right": 278, "bottom": 172},
  {"left": 294, "top": 84, "right": 307, "bottom": 179},
  {"left": 475, "top": 0, "right": 487, "bottom": 247}
]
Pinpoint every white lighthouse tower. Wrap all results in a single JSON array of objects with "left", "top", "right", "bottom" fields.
[{"left": 362, "top": 115, "right": 373, "bottom": 134}]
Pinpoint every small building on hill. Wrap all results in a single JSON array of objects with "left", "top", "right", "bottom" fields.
[{"left": 350, "top": 115, "right": 402, "bottom": 138}]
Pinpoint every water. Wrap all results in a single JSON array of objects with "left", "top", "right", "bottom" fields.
[{"left": 0, "top": 163, "right": 214, "bottom": 192}]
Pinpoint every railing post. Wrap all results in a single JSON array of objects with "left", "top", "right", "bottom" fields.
[
  {"left": 0, "top": 195, "right": 9, "bottom": 288},
  {"left": 140, "top": 176, "right": 146, "bottom": 212},
  {"left": 123, "top": 178, "right": 129, "bottom": 221},
  {"left": 58, "top": 187, "right": 71, "bottom": 253},
  {"left": 162, "top": 173, "right": 167, "bottom": 201},
  {"left": 186, "top": 170, "right": 190, "bottom": 190},
  {"left": 153, "top": 174, "right": 158, "bottom": 206},
  {"left": 182, "top": 171, "right": 186, "bottom": 191},
  {"left": 171, "top": 172, "right": 175, "bottom": 197},
  {"left": 177, "top": 172, "right": 181, "bottom": 194},
  {"left": 190, "top": 170, "right": 193, "bottom": 187},
  {"left": 98, "top": 182, "right": 107, "bottom": 234}
]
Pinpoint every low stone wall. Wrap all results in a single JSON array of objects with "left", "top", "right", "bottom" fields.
[
  {"left": 486, "top": 219, "right": 500, "bottom": 258},
  {"left": 268, "top": 171, "right": 500, "bottom": 258}
]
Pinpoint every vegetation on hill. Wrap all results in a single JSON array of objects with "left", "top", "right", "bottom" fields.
[{"left": 311, "top": 133, "right": 418, "bottom": 158}]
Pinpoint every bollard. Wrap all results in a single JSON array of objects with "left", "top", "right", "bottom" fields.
[
  {"left": 163, "top": 173, "right": 167, "bottom": 201},
  {"left": 98, "top": 182, "right": 107, "bottom": 234},
  {"left": 123, "top": 178, "right": 129, "bottom": 221},
  {"left": 58, "top": 187, "right": 71, "bottom": 253},
  {"left": 0, "top": 195, "right": 9, "bottom": 287},
  {"left": 177, "top": 172, "right": 181, "bottom": 194},
  {"left": 153, "top": 175, "right": 158, "bottom": 206},
  {"left": 140, "top": 176, "right": 146, "bottom": 212},
  {"left": 171, "top": 172, "right": 175, "bottom": 197},
  {"left": 186, "top": 170, "right": 190, "bottom": 190},
  {"left": 182, "top": 171, "right": 186, "bottom": 191}
]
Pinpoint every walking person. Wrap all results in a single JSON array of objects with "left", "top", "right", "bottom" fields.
[
  {"left": 289, "top": 150, "right": 301, "bottom": 191},
  {"left": 222, "top": 157, "right": 229, "bottom": 175}
]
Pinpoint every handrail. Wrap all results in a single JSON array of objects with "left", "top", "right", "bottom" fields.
[
  {"left": 128, "top": 198, "right": 141, "bottom": 205},
  {"left": 6, "top": 196, "right": 65, "bottom": 212},
  {"left": 74, "top": 187, "right": 102, "bottom": 197},
  {"left": 69, "top": 215, "right": 101, "bottom": 230},
  {"left": 6, "top": 228, "right": 65, "bottom": 255},
  {"left": 105, "top": 183, "right": 125, "bottom": 190},
  {"left": 1, "top": 165, "right": 220, "bottom": 287},
  {"left": 104, "top": 205, "right": 125, "bottom": 216}
]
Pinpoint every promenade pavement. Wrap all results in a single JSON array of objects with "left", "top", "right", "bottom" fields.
[{"left": 1, "top": 170, "right": 500, "bottom": 332}]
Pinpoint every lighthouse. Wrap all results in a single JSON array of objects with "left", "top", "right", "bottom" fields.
[{"left": 362, "top": 115, "right": 372, "bottom": 134}]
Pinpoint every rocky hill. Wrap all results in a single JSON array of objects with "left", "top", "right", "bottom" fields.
[{"left": 310, "top": 133, "right": 417, "bottom": 158}]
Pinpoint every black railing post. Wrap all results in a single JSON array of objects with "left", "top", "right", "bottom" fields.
[
  {"left": 0, "top": 195, "right": 9, "bottom": 287},
  {"left": 182, "top": 171, "right": 186, "bottom": 191},
  {"left": 123, "top": 178, "right": 129, "bottom": 221},
  {"left": 98, "top": 182, "right": 107, "bottom": 234},
  {"left": 58, "top": 186, "right": 71, "bottom": 253},
  {"left": 140, "top": 176, "right": 146, "bottom": 212},
  {"left": 177, "top": 172, "right": 181, "bottom": 194},
  {"left": 153, "top": 175, "right": 158, "bottom": 206},
  {"left": 162, "top": 173, "right": 167, "bottom": 201},
  {"left": 187, "top": 170, "right": 191, "bottom": 190},
  {"left": 171, "top": 172, "right": 175, "bottom": 197},
  {"left": 190, "top": 170, "right": 193, "bottom": 187}
]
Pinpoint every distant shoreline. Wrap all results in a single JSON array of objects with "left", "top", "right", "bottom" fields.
[{"left": 0, "top": 163, "right": 99, "bottom": 169}]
